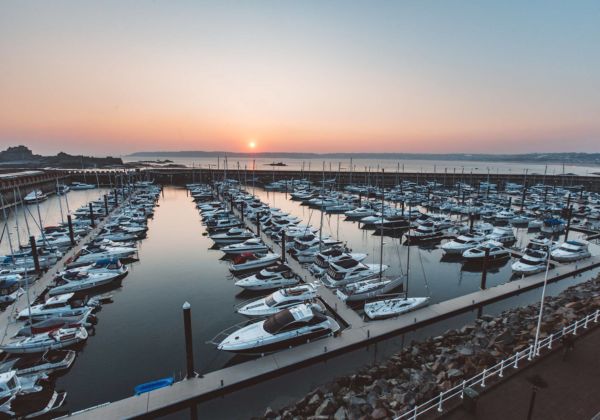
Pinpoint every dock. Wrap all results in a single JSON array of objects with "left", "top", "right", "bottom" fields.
[
  {"left": 66, "top": 199, "right": 600, "bottom": 419},
  {"left": 0, "top": 198, "right": 127, "bottom": 343}
]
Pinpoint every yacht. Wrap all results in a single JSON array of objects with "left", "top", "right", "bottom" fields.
[
  {"left": 0, "top": 372, "right": 67, "bottom": 418},
  {"left": 215, "top": 304, "right": 340, "bottom": 353},
  {"left": 407, "top": 221, "right": 446, "bottom": 242},
  {"left": 16, "top": 310, "right": 95, "bottom": 337},
  {"left": 236, "top": 284, "right": 317, "bottom": 317},
  {"left": 308, "top": 249, "right": 367, "bottom": 277},
  {"left": 0, "top": 279, "right": 24, "bottom": 304},
  {"left": 0, "top": 327, "right": 88, "bottom": 354},
  {"left": 462, "top": 241, "right": 510, "bottom": 262},
  {"left": 75, "top": 244, "right": 137, "bottom": 264},
  {"left": 541, "top": 218, "right": 566, "bottom": 235},
  {"left": 17, "top": 293, "right": 99, "bottom": 321},
  {"left": 234, "top": 264, "right": 299, "bottom": 291},
  {"left": 210, "top": 228, "right": 255, "bottom": 245},
  {"left": 511, "top": 249, "right": 549, "bottom": 276},
  {"left": 23, "top": 190, "right": 48, "bottom": 204},
  {"left": 49, "top": 264, "right": 127, "bottom": 296},
  {"left": 441, "top": 232, "right": 486, "bottom": 255},
  {"left": 551, "top": 241, "right": 591, "bottom": 262},
  {"left": 485, "top": 226, "right": 516, "bottom": 245},
  {"left": 221, "top": 238, "right": 269, "bottom": 255},
  {"left": 0, "top": 350, "right": 76, "bottom": 376},
  {"left": 336, "top": 276, "right": 404, "bottom": 302},
  {"left": 321, "top": 260, "right": 388, "bottom": 288},
  {"left": 229, "top": 253, "right": 281, "bottom": 274},
  {"left": 70, "top": 182, "right": 96, "bottom": 190},
  {"left": 364, "top": 297, "right": 430, "bottom": 320}
]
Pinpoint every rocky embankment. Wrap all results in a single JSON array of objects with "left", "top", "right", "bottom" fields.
[{"left": 260, "top": 277, "right": 600, "bottom": 420}]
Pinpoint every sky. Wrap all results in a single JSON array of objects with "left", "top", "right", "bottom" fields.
[{"left": 1, "top": 0, "right": 599, "bottom": 156}]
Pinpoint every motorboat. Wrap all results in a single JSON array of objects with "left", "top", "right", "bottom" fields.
[
  {"left": 234, "top": 264, "right": 299, "bottom": 291},
  {"left": 15, "top": 310, "right": 95, "bottom": 336},
  {"left": 0, "top": 327, "right": 88, "bottom": 354},
  {"left": 511, "top": 249, "right": 549, "bottom": 276},
  {"left": 364, "top": 297, "right": 430, "bottom": 320},
  {"left": 210, "top": 228, "right": 255, "bottom": 245},
  {"left": 0, "top": 350, "right": 76, "bottom": 376},
  {"left": 407, "top": 221, "right": 446, "bottom": 242},
  {"left": 215, "top": 304, "right": 340, "bottom": 353},
  {"left": 221, "top": 238, "right": 269, "bottom": 255},
  {"left": 49, "top": 265, "right": 127, "bottom": 296},
  {"left": 0, "top": 279, "right": 24, "bottom": 304},
  {"left": 321, "top": 260, "right": 388, "bottom": 288},
  {"left": 541, "top": 218, "right": 566, "bottom": 235},
  {"left": 70, "top": 182, "right": 96, "bottom": 190},
  {"left": 551, "top": 241, "right": 591, "bottom": 262},
  {"left": 441, "top": 233, "right": 486, "bottom": 255},
  {"left": 229, "top": 253, "right": 281, "bottom": 274},
  {"left": 59, "top": 257, "right": 128, "bottom": 277},
  {"left": 462, "top": 241, "right": 510, "bottom": 262},
  {"left": 336, "top": 275, "right": 404, "bottom": 302},
  {"left": 17, "top": 293, "right": 99, "bottom": 321},
  {"left": 236, "top": 284, "right": 317, "bottom": 317},
  {"left": 75, "top": 244, "right": 137, "bottom": 264},
  {"left": 485, "top": 226, "right": 516, "bottom": 245},
  {"left": 23, "top": 190, "right": 48, "bottom": 204},
  {"left": 309, "top": 249, "right": 367, "bottom": 277}
]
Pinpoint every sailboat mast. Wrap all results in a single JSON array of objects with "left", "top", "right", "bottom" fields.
[
  {"left": 405, "top": 204, "right": 411, "bottom": 298},
  {"left": 379, "top": 169, "right": 385, "bottom": 279}
]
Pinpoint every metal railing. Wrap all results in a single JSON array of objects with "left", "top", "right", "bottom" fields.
[{"left": 395, "top": 308, "right": 600, "bottom": 420}]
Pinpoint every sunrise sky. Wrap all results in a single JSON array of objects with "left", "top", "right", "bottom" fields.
[{"left": 1, "top": 1, "right": 599, "bottom": 156}]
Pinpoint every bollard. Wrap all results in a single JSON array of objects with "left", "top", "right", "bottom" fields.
[
  {"left": 104, "top": 194, "right": 109, "bottom": 217},
  {"left": 67, "top": 215, "right": 76, "bottom": 245},
  {"left": 281, "top": 233, "right": 286, "bottom": 262},
  {"left": 480, "top": 248, "right": 490, "bottom": 290},
  {"left": 29, "top": 236, "right": 41, "bottom": 275},
  {"left": 256, "top": 213, "right": 261, "bottom": 237},
  {"left": 182, "top": 302, "right": 195, "bottom": 378},
  {"left": 89, "top": 203, "right": 95, "bottom": 227}
]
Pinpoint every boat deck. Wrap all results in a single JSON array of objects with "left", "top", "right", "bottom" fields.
[{"left": 65, "top": 198, "right": 600, "bottom": 419}]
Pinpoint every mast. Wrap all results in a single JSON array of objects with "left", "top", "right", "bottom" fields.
[
  {"left": 405, "top": 204, "right": 411, "bottom": 298},
  {"left": 318, "top": 161, "right": 325, "bottom": 252},
  {"left": 379, "top": 169, "right": 385, "bottom": 279},
  {"left": 13, "top": 188, "right": 22, "bottom": 248}
]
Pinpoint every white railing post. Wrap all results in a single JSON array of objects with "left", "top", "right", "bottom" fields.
[
  {"left": 481, "top": 368, "right": 487, "bottom": 388},
  {"left": 411, "top": 404, "right": 417, "bottom": 420},
  {"left": 460, "top": 380, "right": 466, "bottom": 399},
  {"left": 547, "top": 334, "right": 553, "bottom": 350},
  {"left": 594, "top": 309, "right": 599, "bottom": 323},
  {"left": 573, "top": 321, "right": 578, "bottom": 335},
  {"left": 513, "top": 351, "right": 519, "bottom": 369},
  {"left": 499, "top": 359, "right": 504, "bottom": 378},
  {"left": 528, "top": 343, "right": 534, "bottom": 361},
  {"left": 584, "top": 316, "right": 589, "bottom": 329},
  {"left": 437, "top": 391, "right": 444, "bottom": 412}
]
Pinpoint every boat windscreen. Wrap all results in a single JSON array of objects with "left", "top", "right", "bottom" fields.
[{"left": 264, "top": 310, "right": 295, "bottom": 334}]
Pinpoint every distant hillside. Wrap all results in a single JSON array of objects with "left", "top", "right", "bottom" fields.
[
  {"left": 129, "top": 151, "right": 600, "bottom": 165},
  {"left": 0, "top": 145, "right": 123, "bottom": 168}
]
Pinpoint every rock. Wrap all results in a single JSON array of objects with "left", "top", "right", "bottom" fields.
[
  {"left": 348, "top": 396, "right": 367, "bottom": 407},
  {"left": 315, "top": 398, "right": 337, "bottom": 416},
  {"left": 458, "top": 346, "right": 474, "bottom": 356},
  {"left": 371, "top": 407, "right": 389, "bottom": 419},
  {"left": 264, "top": 407, "right": 276, "bottom": 418},
  {"left": 307, "top": 393, "right": 322, "bottom": 409},
  {"left": 334, "top": 406, "right": 349, "bottom": 420},
  {"left": 447, "top": 369, "right": 463, "bottom": 378}
]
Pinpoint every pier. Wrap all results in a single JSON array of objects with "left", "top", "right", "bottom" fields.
[{"left": 65, "top": 196, "right": 600, "bottom": 419}]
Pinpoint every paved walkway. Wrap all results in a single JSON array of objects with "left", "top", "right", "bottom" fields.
[{"left": 443, "top": 326, "right": 600, "bottom": 420}]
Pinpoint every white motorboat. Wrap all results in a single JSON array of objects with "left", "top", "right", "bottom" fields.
[
  {"left": 485, "top": 226, "right": 516, "bottom": 245},
  {"left": 0, "top": 327, "right": 88, "bottom": 354},
  {"left": 70, "top": 182, "right": 96, "bottom": 190},
  {"left": 17, "top": 293, "right": 98, "bottom": 321},
  {"left": 234, "top": 264, "right": 299, "bottom": 291},
  {"left": 23, "top": 190, "right": 48, "bottom": 204},
  {"left": 0, "top": 350, "right": 76, "bottom": 376},
  {"left": 551, "top": 240, "right": 591, "bottom": 262},
  {"left": 49, "top": 266, "right": 127, "bottom": 296},
  {"left": 364, "top": 297, "right": 430, "bottom": 320},
  {"left": 321, "top": 260, "right": 388, "bottom": 288},
  {"left": 0, "top": 278, "right": 24, "bottom": 304},
  {"left": 221, "top": 238, "right": 269, "bottom": 255},
  {"left": 511, "top": 249, "right": 549, "bottom": 276},
  {"left": 215, "top": 304, "right": 340, "bottom": 353},
  {"left": 441, "top": 233, "right": 486, "bottom": 255},
  {"left": 210, "top": 228, "right": 255, "bottom": 245},
  {"left": 336, "top": 275, "right": 404, "bottom": 302},
  {"left": 541, "top": 218, "right": 566, "bottom": 234},
  {"left": 229, "top": 253, "right": 281, "bottom": 274},
  {"left": 236, "top": 284, "right": 317, "bottom": 317},
  {"left": 462, "top": 241, "right": 510, "bottom": 262},
  {"left": 309, "top": 249, "right": 367, "bottom": 277},
  {"left": 75, "top": 244, "right": 137, "bottom": 264},
  {"left": 407, "top": 221, "right": 446, "bottom": 242}
]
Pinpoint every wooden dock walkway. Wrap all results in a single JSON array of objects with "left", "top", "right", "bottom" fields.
[{"left": 65, "top": 199, "right": 600, "bottom": 419}]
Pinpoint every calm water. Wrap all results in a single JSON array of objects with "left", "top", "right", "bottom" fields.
[
  {"left": 122, "top": 155, "right": 600, "bottom": 177},
  {"left": 1, "top": 187, "right": 598, "bottom": 418}
]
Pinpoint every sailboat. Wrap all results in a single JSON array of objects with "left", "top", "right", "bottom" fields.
[{"left": 364, "top": 185, "right": 430, "bottom": 319}]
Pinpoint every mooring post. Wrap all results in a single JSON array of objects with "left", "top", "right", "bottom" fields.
[
  {"left": 240, "top": 202, "right": 244, "bottom": 223},
  {"left": 89, "top": 203, "right": 95, "bottom": 227},
  {"left": 469, "top": 213, "right": 474, "bottom": 233},
  {"left": 104, "top": 194, "right": 109, "bottom": 217},
  {"left": 256, "top": 212, "right": 261, "bottom": 237},
  {"left": 281, "top": 232, "right": 286, "bottom": 262},
  {"left": 564, "top": 205, "right": 573, "bottom": 241},
  {"left": 480, "top": 248, "right": 490, "bottom": 290},
  {"left": 114, "top": 189, "right": 119, "bottom": 206},
  {"left": 182, "top": 302, "right": 195, "bottom": 379},
  {"left": 67, "top": 215, "right": 76, "bottom": 245},
  {"left": 29, "top": 236, "right": 41, "bottom": 275}
]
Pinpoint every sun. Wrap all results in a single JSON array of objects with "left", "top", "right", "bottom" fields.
[{"left": 248, "top": 140, "right": 256, "bottom": 149}]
